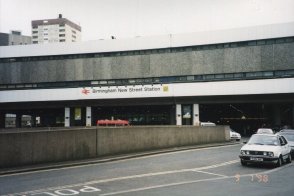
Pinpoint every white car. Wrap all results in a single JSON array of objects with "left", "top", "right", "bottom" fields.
[
  {"left": 239, "top": 134, "right": 292, "bottom": 167},
  {"left": 230, "top": 130, "right": 241, "bottom": 141},
  {"left": 256, "top": 128, "right": 274, "bottom": 134}
]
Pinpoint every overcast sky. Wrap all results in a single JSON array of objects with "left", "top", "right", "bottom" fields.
[{"left": 0, "top": 0, "right": 294, "bottom": 41}]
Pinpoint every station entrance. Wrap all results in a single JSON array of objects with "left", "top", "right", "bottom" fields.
[{"left": 199, "top": 103, "right": 293, "bottom": 136}]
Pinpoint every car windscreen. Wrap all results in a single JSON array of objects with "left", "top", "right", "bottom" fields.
[{"left": 247, "top": 135, "right": 278, "bottom": 146}]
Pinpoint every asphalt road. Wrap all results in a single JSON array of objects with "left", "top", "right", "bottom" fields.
[{"left": 0, "top": 143, "right": 293, "bottom": 196}]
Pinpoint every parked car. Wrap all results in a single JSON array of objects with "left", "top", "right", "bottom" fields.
[
  {"left": 256, "top": 128, "right": 274, "bottom": 134},
  {"left": 200, "top": 122, "right": 216, "bottom": 126},
  {"left": 276, "top": 131, "right": 294, "bottom": 158},
  {"left": 280, "top": 129, "right": 294, "bottom": 133},
  {"left": 230, "top": 130, "right": 241, "bottom": 141},
  {"left": 239, "top": 134, "right": 292, "bottom": 167}
]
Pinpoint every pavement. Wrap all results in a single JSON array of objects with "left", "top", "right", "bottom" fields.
[{"left": 0, "top": 140, "right": 240, "bottom": 176}]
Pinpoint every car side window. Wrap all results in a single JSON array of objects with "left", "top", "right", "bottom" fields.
[
  {"left": 279, "top": 137, "right": 285, "bottom": 146},
  {"left": 280, "top": 136, "right": 288, "bottom": 145}
]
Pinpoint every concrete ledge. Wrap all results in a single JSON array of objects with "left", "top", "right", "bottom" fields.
[{"left": 0, "top": 126, "right": 229, "bottom": 168}]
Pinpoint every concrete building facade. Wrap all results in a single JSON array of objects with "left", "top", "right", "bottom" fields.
[
  {"left": 31, "top": 14, "right": 81, "bottom": 44},
  {"left": 0, "top": 22, "right": 294, "bottom": 133},
  {"left": 0, "top": 31, "right": 31, "bottom": 46}
]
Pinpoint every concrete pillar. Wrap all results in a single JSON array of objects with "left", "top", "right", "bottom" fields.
[
  {"left": 65, "top": 107, "right": 70, "bottom": 127},
  {"left": 0, "top": 112, "right": 5, "bottom": 128},
  {"left": 273, "top": 104, "right": 281, "bottom": 127},
  {"left": 176, "top": 104, "right": 182, "bottom": 126},
  {"left": 86, "top": 106, "right": 92, "bottom": 126},
  {"left": 193, "top": 104, "right": 200, "bottom": 126},
  {"left": 31, "top": 114, "right": 36, "bottom": 127},
  {"left": 16, "top": 113, "right": 22, "bottom": 128},
  {"left": 292, "top": 104, "right": 294, "bottom": 128}
]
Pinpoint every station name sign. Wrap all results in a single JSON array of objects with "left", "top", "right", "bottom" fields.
[{"left": 80, "top": 84, "right": 170, "bottom": 98}]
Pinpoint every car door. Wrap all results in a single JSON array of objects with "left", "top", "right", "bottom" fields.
[{"left": 279, "top": 136, "right": 289, "bottom": 157}]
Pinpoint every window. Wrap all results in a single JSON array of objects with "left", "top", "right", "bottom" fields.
[
  {"left": 59, "top": 29, "right": 65, "bottom": 32},
  {"left": 32, "top": 36, "right": 38, "bottom": 39},
  {"left": 230, "top": 43, "right": 237, "bottom": 47},
  {"left": 217, "top": 44, "right": 224, "bottom": 49},
  {"left": 177, "top": 76, "right": 187, "bottom": 81},
  {"left": 59, "top": 34, "right": 65, "bottom": 37},
  {"left": 225, "top": 73, "right": 234, "bottom": 78},
  {"left": 60, "top": 39, "right": 65, "bottom": 42},
  {"left": 108, "top": 80, "right": 115, "bottom": 84},
  {"left": 248, "top": 41, "right": 256, "bottom": 46},
  {"left": 257, "top": 40, "right": 266, "bottom": 45},
  {"left": 276, "top": 39, "right": 285, "bottom": 44},
  {"left": 128, "top": 79, "right": 136, "bottom": 84},
  {"left": 136, "top": 79, "right": 143, "bottom": 83},
  {"left": 263, "top": 71, "right": 273, "bottom": 77},
  {"left": 275, "top": 71, "right": 286, "bottom": 77},
  {"left": 144, "top": 78, "right": 152, "bottom": 83},
  {"left": 285, "top": 37, "right": 294, "bottom": 43},
  {"left": 7, "top": 84, "right": 16, "bottom": 89},
  {"left": 153, "top": 78, "right": 160, "bottom": 83},
  {"left": 187, "top": 76, "right": 194, "bottom": 81},
  {"left": 194, "top": 75, "right": 203, "bottom": 80},
  {"left": 59, "top": 24, "right": 65, "bottom": 27},
  {"left": 32, "top": 31, "right": 38, "bottom": 34},
  {"left": 245, "top": 72, "right": 262, "bottom": 78},
  {"left": 286, "top": 70, "right": 294, "bottom": 75},
  {"left": 16, "top": 84, "right": 24, "bottom": 88},
  {"left": 204, "top": 75, "right": 215, "bottom": 80},
  {"left": 115, "top": 80, "right": 122, "bottom": 85},
  {"left": 215, "top": 74, "right": 224, "bottom": 79},
  {"left": 234, "top": 73, "right": 243, "bottom": 78},
  {"left": 266, "top": 39, "right": 275, "bottom": 44}
]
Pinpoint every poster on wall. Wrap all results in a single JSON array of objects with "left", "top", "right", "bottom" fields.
[{"left": 75, "top": 108, "right": 81, "bottom": 120}]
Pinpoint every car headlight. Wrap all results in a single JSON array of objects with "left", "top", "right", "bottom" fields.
[
  {"left": 263, "top": 152, "right": 274, "bottom": 157},
  {"left": 241, "top": 150, "right": 250, "bottom": 155},
  {"left": 267, "top": 152, "right": 274, "bottom": 157}
]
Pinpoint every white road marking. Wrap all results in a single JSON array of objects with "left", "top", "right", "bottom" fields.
[{"left": 194, "top": 170, "right": 228, "bottom": 177}]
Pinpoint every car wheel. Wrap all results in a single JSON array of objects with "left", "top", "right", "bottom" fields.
[
  {"left": 276, "top": 156, "right": 283, "bottom": 167},
  {"left": 241, "top": 160, "right": 247, "bottom": 166},
  {"left": 286, "top": 154, "right": 292, "bottom": 163}
]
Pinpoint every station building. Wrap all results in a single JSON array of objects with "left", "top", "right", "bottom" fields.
[{"left": 0, "top": 22, "right": 294, "bottom": 134}]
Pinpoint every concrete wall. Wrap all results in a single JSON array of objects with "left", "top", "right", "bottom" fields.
[
  {"left": 0, "top": 128, "right": 97, "bottom": 168},
  {"left": 97, "top": 126, "right": 229, "bottom": 156},
  {"left": 0, "top": 126, "right": 229, "bottom": 168},
  {"left": 0, "top": 42, "right": 293, "bottom": 84}
]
